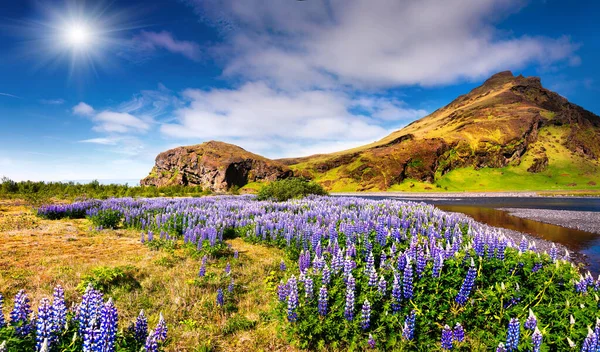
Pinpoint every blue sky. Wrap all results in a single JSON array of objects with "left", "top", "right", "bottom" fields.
[{"left": 0, "top": 0, "right": 599, "bottom": 182}]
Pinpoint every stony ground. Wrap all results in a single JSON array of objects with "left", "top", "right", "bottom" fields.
[{"left": 500, "top": 208, "right": 600, "bottom": 235}]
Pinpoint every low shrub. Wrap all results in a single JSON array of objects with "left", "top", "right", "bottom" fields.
[
  {"left": 88, "top": 208, "right": 122, "bottom": 229},
  {"left": 256, "top": 178, "right": 327, "bottom": 201}
]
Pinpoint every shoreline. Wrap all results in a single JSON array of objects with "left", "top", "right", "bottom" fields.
[{"left": 500, "top": 208, "right": 600, "bottom": 235}]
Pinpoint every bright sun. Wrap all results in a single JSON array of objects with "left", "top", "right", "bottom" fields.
[{"left": 64, "top": 23, "right": 92, "bottom": 48}]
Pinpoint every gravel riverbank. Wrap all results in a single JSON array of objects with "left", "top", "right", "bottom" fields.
[{"left": 500, "top": 208, "right": 600, "bottom": 235}]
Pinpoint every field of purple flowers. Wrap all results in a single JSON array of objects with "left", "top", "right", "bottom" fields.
[{"left": 28, "top": 196, "right": 600, "bottom": 350}]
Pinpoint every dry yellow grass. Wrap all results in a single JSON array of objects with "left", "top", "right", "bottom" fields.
[{"left": 0, "top": 200, "right": 297, "bottom": 352}]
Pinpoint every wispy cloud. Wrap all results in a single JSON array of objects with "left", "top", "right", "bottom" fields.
[
  {"left": 40, "top": 98, "right": 65, "bottom": 105},
  {"left": 0, "top": 92, "right": 22, "bottom": 99},
  {"left": 129, "top": 30, "right": 202, "bottom": 61},
  {"left": 78, "top": 138, "right": 118, "bottom": 145}
]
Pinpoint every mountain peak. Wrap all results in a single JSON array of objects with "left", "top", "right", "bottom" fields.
[{"left": 483, "top": 70, "right": 514, "bottom": 85}]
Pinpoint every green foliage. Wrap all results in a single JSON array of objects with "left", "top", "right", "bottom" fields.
[
  {"left": 0, "top": 176, "right": 209, "bottom": 201},
  {"left": 256, "top": 178, "right": 328, "bottom": 201},
  {"left": 89, "top": 209, "right": 122, "bottom": 229},
  {"left": 222, "top": 314, "right": 257, "bottom": 335},
  {"left": 77, "top": 266, "right": 141, "bottom": 293}
]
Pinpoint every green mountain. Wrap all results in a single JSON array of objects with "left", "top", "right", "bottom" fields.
[{"left": 142, "top": 71, "right": 600, "bottom": 192}]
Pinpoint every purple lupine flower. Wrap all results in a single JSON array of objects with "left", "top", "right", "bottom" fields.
[
  {"left": 277, "top": 281, "right": 289, "bottom": 302},
  {"left": 304, "top": 276, "right": 314, "bottom": 299},
  {"left": 145, "top": 330, "right": 158, "bottom": 352},
  {"left": 82, "top": 318, "right": 101, "bottom": 352},
  {"left": 392, "top": 274, "right": 402, "bottom": 313},
  {"left": 549, "top": 244, "right": 557, "bottom": 262},
  {"left": 496, "top": 342, "right": 507, "bottom": 352},
  {"left": 10, "top": 289, "right": 33, "bottom": 336},
  {"left": 380, "top": 251, "right": 388, "bottom": 270},
  {"left": 361, "top": 299, "right": 371, "bottom": 330},
  {"left": 322, "top": 264, "right": 331, "bottom": 285},
  {"left": 225, "top": 262, "right": 231, "bottom": 275},
  {"left": 581, "top": 330, "right": 597, "bottom": 352},
  {"left": 98, "top": 298, "right": 118, "bottom": 352},
  {"left": 531, "top": 327, "right": 542, "bottom": 352},
  {"left": 344, "top": 285, "right": 355, "bottom": 321},
  {"left": 78, "top": 285, "right": 104, "bottom": 338},
  {"left": 531, "top": 262, "right": 542, "bottom": 273},
  {"left": 368, "top": 334, "right": 376, "bottom": 349},
  {"left": 453, "top": 323, "right": 465, "bottom": 343},
  {"left": 280, "top": 260, "right": 286, "bottom": 271},
  {"left": 524, "top": 309, "right": 537, "bottom": 330},
  {"left": 366, "top": 252, "right": 375, "bottom": 272},
  {"left": 441, "top": 324, "right": 453, "bottom": 350},
  {"left": 455, "top": 258, "right": 477, "bottom": 305},
  {"left": 134, "top": 310, "right": 148, "bottom": 344},
  {"left": 432, "top": 253, "right": 444, "bottom": 278},
  {"left": 228, "top": 278, "right": 235, "bottom": 293},
  {"left": 403, "top": 260, "right": 414, "bottom": 300},
  {"left": 287, "top": 276, "right": 298, "bottom": 322},
  {"left": 402, "top": 310, "right": 416, "bottom": 341},
  {"left": 344, "top": 256, "right": 354, "bottom": 280},
  {"left": 216, "top": 288, "right": 224, "bottom": 307},
  {"left": 234, "top": 250, "right": 239, "bottom": 259},
  {"left": 318, "top": 286, "right": 328, "bottom": 316},
  {"left": 378, "top": 275, "right": 387, "bottom": 296},
  {"left": 416, "top": 248, "right": 426, "bottom": 278},
  {"left": 51, "top": 285, "right": 67, "bottom": 334},
  {"left": 198, "top": 263, "right": 206, "bottom": 277},
  {"left": 36, "top": 298, "right": 53, "bottom": 351},
  {"left": 505, "top": 318, "right": 520, "bottom": 351},
  {"left": 518, "top": 236, "right": 528, "bottom": 253},
  {"left": 153, "top": 313, "right": 168, "bottom": 343},
  {"left": 368, "top": 267, "right": 378, "bottom": 287},
  {"left": 0, "top": 293, "right": 5, "bottom": 329}
]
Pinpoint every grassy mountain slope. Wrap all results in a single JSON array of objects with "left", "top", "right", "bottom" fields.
[{"left": 278, "top": 71, "right": 600, "bottom": 192}]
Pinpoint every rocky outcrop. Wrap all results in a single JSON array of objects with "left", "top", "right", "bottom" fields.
[{"left": 141, "top": 141, "right": 292, "bottom": 192}]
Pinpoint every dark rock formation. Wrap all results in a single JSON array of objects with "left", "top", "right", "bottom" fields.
[{"left": 141, "top": 141, "right": 292, "bottom": 192}]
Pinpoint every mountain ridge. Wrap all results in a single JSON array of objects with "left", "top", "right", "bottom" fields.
[{"left": 142, "top": 71, "right": 600, "bottom": 192}]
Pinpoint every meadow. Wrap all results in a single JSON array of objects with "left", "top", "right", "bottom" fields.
[{"left": 1, "top": 196, "right": 599, "bottom": 351}]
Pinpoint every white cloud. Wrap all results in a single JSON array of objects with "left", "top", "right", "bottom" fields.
[
  {"left": 188, "top": 0, "right": 579, "bottom": 89},
  {"left": 72, "top": 102, "right": 95, "bottom": 116},
  {"left": 159, "top": 82, "right": 422, "bottom": 157},
  {"left": 78, "top": 138, "right": 118, "bottom": 145},
  {"left": 93, "top": 111, "right": 150, "bottom": 133},
  {"left": 72, "top": 101, "right": 152, "bottom": 134},
  {"left": 131, "top": 31, "right": 202, "bottom": 61},
  {"left": 40, "top": 98, "right": 65, "bottom": 105}
]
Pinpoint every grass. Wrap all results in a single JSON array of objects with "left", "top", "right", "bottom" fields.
[
  {"left": 0, "top": 200, "right": 296, "bottom": 352},
  {"left": 433, "top": 126, "right": 600, "bottom": 192}
]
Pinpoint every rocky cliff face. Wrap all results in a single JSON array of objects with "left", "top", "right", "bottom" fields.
[{"left": 141, "top": 141, "right": 292, "bottom": 192}]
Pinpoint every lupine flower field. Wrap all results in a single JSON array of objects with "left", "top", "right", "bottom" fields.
[
  {"left": 0, "top": 284, "right": 166, "bottom": 351},
  {"left": 2, "top": 195, "right": 599, "bottom": 350}
]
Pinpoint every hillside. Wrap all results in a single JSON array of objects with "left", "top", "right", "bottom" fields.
[
  {"left": 279, "top": 71, "right": 600, "bottom": 191},
  {"left": 141, "top": 141, "right": 292, "bottom": 192},
  {"left": 142, "top": 72, "right": 600, "bottom": 192}
]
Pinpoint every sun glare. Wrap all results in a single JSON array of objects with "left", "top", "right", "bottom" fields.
[
  {"left": 13, "top": 1, "right": 142, "bottom": 80},
  {"left": 64, "top": 22, "right": 93, "bottom": 48}
]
